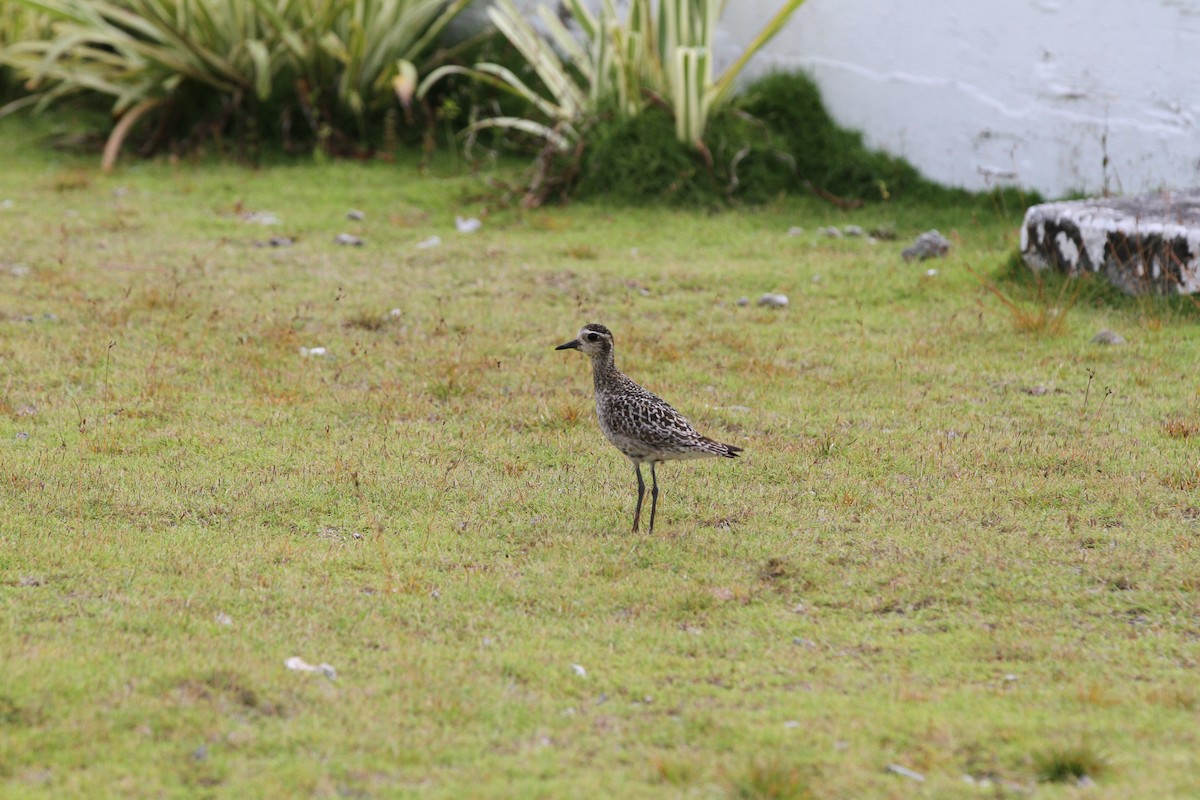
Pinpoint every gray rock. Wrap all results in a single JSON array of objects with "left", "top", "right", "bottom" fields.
[
  {"left": 334, "top": 233, "right": 364, "bottom": 246},
  {"left": 1091, "top": 329, "right": 1126, "bottom": 345},
  {"left": 818, "top": 226, "right": 843, "bottom": 238},
  {"left": 843, "top": 225, "right": 864, "bottom": 237},
  {"left": 735, "top": 296, "right": 750, "bottom": 307},
  {"left": 1022, "top": 189, "right": 1200, "bottom": 294},
  {"left": 346, "top": 209, "right": 365, "bottom": 220},
  {"left": 757, "top": 293, "right": 789, "bottom": 308},
  {"left": 786, "top": 226, "right": 805, "bottom": 236},
  {"left": 886, "top": 764, "right": 925, "bottom": 782},
  {"left": 902, "top": 230, "right": 951, "bottom": 262}
]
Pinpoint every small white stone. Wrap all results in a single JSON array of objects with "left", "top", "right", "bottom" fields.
[
  {"left": 843, "top": 225, "right": 864, "bottom": 237},
  {"left": 299, "top": 346, "right": 328, "bottom": 358},
  {"left": 285, "top": 656, "right": 336, "bottom": 679},
  {"left": 455, "top": 216, "right": 481, "bottom": 233},
  {"left": 926, "top": 268, "right": 939, "bottom": 277},
  {"left": 787, "top": 226, "right": 805, "bottom": 236},
  {"left": 416, "top": 235, "right": 441, "bottom": 249},
  {"left": 784, "top": 720, "right": 801, "bottom": 728},
  {"left": 334, "top": 233, "right": 364, "bottom": 246},
  {"left": 346, "top": 209, "right": 365, "bottom": 220},
  {"left": 818, "top": 226, "right": 843, "bottom": 238},
  {"left": 214, "top": 612, "right": 232, "bottom": 626},
  {"left": 571, "top": 663, "right": 587, "bottom": 678}
]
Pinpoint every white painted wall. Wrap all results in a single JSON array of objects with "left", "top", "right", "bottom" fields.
[{"left": 722, "top": 0, "right": 1200, "bottom": 198}]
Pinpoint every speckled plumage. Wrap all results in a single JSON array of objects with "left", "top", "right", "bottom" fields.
[{"left": 555, "top": 323, "right": 742, "bottom": 532}]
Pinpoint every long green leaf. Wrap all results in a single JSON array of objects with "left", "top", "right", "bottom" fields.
[{"left": 711, "top": 0, "right": 807, "bottom": 105}]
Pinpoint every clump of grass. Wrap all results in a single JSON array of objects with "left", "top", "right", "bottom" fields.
[
  {"left": 0, "top": 694, "right": 35, "bottom": 726},
  {"left": 972, "top": 255, "right": 1086, "bottom": 335},
  {"left": 343, "top": 309, "right": 403, "bottom": 332},
  {"left": 51, "top": 169, "right": 92, "bottom": 192},
  {"left": 649, "top": 755, "right": 699, "bottom": 786},
  {"left": 561, "top": 245, "right": 598, "bottom": 260},
  {"left": 728, "top": 759, "right": 812, "bottom": 800},
  {"left": 1033, "top": 743, "right": 1107, "bottom": 783},
  {"left": 1162, "top": 416, "right": 1200, "bottom": 439}
]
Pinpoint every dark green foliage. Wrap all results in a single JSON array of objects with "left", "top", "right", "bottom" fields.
[
  {"left": 575, "top": 105, "right": 720, "bottom": 207},
  {"left": 570, "top": 70, "right": 1041, "bottom": 210},
  {"left": 572, "top": 103, "right": 793, "bottom": 207},
  {"left": 737, "top": 70, "right": 928, "bottom": 202},
  {"left": 1033, "top": 743, "right": 1107, "bottom": 783}
]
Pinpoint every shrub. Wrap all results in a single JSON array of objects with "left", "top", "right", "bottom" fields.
[
  {"left": 416, "top": 0, "right": 807, "bottom": 153},
  {"left": 0, "top": 0, "right": 472, "bottom": 165},
  {"left": 573, "top": 102, "right": 790, "bottom": 207},
  {"left": 564, "top": 70, "right": 1042, "bottom": 209}
]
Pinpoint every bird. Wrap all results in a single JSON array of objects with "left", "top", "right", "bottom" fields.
[{"left": 555, "top": 323, "right": 742, "bottom": 533}]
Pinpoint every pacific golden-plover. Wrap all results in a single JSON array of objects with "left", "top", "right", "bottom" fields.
[{"left": 555, "top": 323, "right": 742, "bottom": 533}]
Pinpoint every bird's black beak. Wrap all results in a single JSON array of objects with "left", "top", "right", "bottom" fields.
[{"left": 555, "top": 339, "right": 581, "bottom": 351}]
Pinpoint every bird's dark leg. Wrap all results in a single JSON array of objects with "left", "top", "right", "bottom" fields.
[
  {"left": 632, "top": 463, "right": 645, "bottom": 533},
  {"left": 649, "top": 461, "right": 660, "bottom": 533}
]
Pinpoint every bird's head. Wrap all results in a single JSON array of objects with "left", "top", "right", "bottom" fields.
[{"left": 555, "top": 323, "right": 614, "bottom": 358}]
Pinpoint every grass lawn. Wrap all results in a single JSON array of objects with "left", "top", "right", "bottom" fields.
[{"left": 2, "top": 115, "right": 1199, "bottom": 799}]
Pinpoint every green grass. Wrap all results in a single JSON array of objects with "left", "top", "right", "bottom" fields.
[{"left": 2, "top": 113, "right": 1200, "bottom": 798}]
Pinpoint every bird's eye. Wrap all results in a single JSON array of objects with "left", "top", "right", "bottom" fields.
[{"left": 586, "top": 333, "right": 600, "bottom": 342}]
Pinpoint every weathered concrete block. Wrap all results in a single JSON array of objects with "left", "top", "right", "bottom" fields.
[{"left": 1020, "top": 189, "right": 1200, "bottom": 294}]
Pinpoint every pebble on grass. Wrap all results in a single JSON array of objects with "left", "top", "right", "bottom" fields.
[
  {"left": 285, "top": 656, "right": 336, "bottom": 680},
  {"left": 346, "top": 209, "right": 365, "bottom": 221},
  {"left": 886, "top": 764, "right": 925, "bottom": 782},
  {"left": 902, "top": 229, "right": 951, "bottom": 262},
  {"left": 757, "top": 293, "right": 789, "bottom": 308},
  {"left": 334, "top": 233, "right": 364, "bottom": 246},
  {"left": 1091, "top": 329, "right": 1126, "bottom": 345},
  {"left": 455, "top": 216, "right": 482, "bottom": 233}
]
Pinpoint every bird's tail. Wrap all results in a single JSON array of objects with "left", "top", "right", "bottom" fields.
[{"left": 702, "top": 437, "right": 742, "bottom": 458}]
